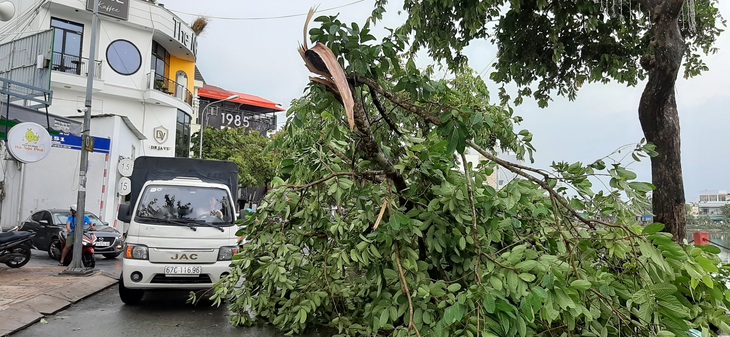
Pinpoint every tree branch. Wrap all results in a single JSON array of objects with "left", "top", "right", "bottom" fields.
[
  {"left": 351, "top": 74, "right": 441, "bottom": 126},
  {"left": 367, "top": 84, "right": 403, "bottom": 136},
  {"left": 395, "top": 244, "right": 422, "bottom": 337},
  {"left": 460, "top": 153, "right": 483, "bottom": 284},
  {"left": 280, "top": 171, "right": 384, "bottom": 190},
  {"left": 351, "top": 89, "right": 410, "bottom": 205}
]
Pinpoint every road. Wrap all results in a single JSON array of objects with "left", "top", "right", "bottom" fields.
[{"left": 14, "top": 250, "right": 332, "bottom": 337}]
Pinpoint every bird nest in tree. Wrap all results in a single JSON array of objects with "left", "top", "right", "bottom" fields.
[{"left": 191, "top": 16, "right": 209, "bottom": 36}]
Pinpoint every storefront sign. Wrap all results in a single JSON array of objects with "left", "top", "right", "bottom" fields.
[
  {"left": 7, "top": 122, "right": 52, "bottom": 163},
  {"left": 207, "top": 111, "right": 276, "bottom": 135},
  {"left": 149, "top": 145, "right": 171, "bottom": 151},
  {"left": 172, "top": 17, "right": 198, "bottom": 56},
  {"left": 153, "top": 126, "right": 168, "bottom": 144},
  {"left": 86, "top": 0, "right": 129, "bottom": 20}
]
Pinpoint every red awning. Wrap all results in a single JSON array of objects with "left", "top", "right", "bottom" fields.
[{"left": 198, "top": 84, "right": 285, "bottom": 111}]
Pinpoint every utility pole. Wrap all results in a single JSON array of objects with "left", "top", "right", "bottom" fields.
[{"left": 63, "top": 0, "right": 99, "bottom": 275}]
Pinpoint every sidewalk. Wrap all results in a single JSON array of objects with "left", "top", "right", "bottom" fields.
[{"left": 0, "top": 264, "right": 117, "bottom": 336}]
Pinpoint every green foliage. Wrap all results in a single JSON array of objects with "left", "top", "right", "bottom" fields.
[
  {"left": 722, "top": 204, "right": 730, "bottom": 221},
  {"left": 385, "top": 0, "right": 725, "bottom": 107},
  {"left": 207, "top": 13, "right": 730, "bottom": 337},
  {"left": 192, "top": 128, "right": 278, "bottom": 187}
]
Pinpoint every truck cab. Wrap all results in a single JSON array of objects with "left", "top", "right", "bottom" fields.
[{"left": 117, "top": 157, "right": 239, "bottom": 304}]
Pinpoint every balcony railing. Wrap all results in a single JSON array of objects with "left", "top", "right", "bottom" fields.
[
  {"left": 148, "top": 71, "right": 193, "bottom": 106},
  {"left": 51, "top": 52, "right": 102, "bottom": 79}
]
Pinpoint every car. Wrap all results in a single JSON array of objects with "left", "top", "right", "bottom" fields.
[{"left": 18, "top": 208, "right": 125, "bottom": 260}]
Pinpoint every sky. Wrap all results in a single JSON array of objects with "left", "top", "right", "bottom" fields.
[{"left": 166, "top": 0, "right": 730, "bottom": 202}]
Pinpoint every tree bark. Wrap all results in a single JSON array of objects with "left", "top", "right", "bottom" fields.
[{"left": 638, "top": 0, "right": 686, "bottom": 242}]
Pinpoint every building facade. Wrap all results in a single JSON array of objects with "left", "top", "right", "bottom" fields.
[
  {"left": 697, "top": 190, "right": 728, "bottom": 221},
  {"left": 0, "top": 0, "right": 200, "bottom": 226}
]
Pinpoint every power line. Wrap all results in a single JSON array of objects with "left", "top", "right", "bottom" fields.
[{"left": 168, "top": 0, "right": 368, "bottom": 21}]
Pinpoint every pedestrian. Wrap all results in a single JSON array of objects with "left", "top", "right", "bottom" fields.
[{"left": 59, "top": 204, "right": 95, "bottom": 265}]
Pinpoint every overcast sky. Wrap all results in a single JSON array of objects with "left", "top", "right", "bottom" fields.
[{"left": 167, "top": 0, "right": 730, "bottom": 202}]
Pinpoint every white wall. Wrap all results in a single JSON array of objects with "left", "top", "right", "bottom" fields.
[
  {"left": 89, "top": 115, "right": 143, "bottom": 226},
  {"left": 0, "top": 142, "right": 107, "bottom": 226}
]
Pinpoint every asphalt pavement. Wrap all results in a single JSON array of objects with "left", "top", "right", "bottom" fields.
[{"left": 0, "top": 249, "right": 119, "bottom": 336}]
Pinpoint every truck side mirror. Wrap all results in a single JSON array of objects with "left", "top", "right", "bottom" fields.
[{"left": 117, "top": 203, "right": 132, "bottom": 223}]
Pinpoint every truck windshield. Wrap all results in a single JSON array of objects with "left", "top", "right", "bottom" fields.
[{"left": 135, "top": 185, "right": 234, "bottom": 225}]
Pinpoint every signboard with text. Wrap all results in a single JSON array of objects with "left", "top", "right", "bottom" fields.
[
  {"left": 206, "top": 111, "right": 276, "bottom": 136},
  {"left": 7, "top": 123, "right": 52, "bottom": 163},
  {"left": 87, "top": 0, "right": 129, "bottom": 20},
  {"left": 51, "top": 134, "right": 111, "bottom": 154}
]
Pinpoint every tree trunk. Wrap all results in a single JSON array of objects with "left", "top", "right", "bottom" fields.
[{"left": 638, "top": 0, "right": 686, "bottom": 242}]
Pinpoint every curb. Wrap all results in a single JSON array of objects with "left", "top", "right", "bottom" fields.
[{"left": 0, "top": 270, "right": 117, "bottom": 336}]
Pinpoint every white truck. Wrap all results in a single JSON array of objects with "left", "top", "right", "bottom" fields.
[{"left": 116, "top": 156, "right": 240, "bottom": 304}]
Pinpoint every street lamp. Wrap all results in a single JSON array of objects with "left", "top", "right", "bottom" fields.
[{"left": 198, "top": 94, "right": 238, "bottom": 159}]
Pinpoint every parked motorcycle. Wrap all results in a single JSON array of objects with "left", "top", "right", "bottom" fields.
[
  {"left": 52, "top": 230, "right": 96, "bottom": 268},
  {"left": 0, "top": 230, "right": 34, "bottom": 268}
]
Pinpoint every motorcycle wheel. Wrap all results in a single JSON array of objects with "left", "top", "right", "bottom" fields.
[
  {"left": 48, "top": 238, "right": 62, "bottom": 260},
  {"left": 5, "top": 246, "right": 31, "bottom": 268},
  {"left": 82, "top": 252, "right": 95, "bottom": 268},
  {"left": 119, "top": 275, "right": 144, "bottom": 305}
]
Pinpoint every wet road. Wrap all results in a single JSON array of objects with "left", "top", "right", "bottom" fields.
[
  {"left": 10, "top": 286, "right": 289, "bottom": 337},
  {"left": 15, "top": 250, "right": 332, "bottom": 337}
]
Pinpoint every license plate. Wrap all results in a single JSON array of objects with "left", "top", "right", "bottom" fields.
[
  {"left": 95, "top": 241, "right": 111, "bottom": 247},
  {"left": 165, "top": 266, "right": 201, "bottom": 275}
]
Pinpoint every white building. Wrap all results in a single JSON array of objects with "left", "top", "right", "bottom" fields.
[
  {"left": 697, "top": 190, "right": 728, "bottom": 220},
  {"left": 0, "top": 0, "right": 199, "bottom": 227}
]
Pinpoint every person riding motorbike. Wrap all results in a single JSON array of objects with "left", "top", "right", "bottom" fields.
[{"left": 59, "top": 204, "right": 95, "bottom": 265}]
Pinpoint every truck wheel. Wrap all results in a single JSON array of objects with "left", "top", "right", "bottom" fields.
[{"left": 119, "top": 276, "right": 144, "bottom": 305}]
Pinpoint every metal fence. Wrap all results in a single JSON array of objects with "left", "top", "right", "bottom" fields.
[
  {"left": 51, "top": 52, "right": 102, "bottom": 79},
  {"left": 148, "top": 71, "right": 193, "bottom": 105}
]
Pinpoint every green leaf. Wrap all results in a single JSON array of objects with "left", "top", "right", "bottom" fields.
[
  {"left": 570, "top": 280, "right": 592, "bottom": 291},
  {"left": 379, "top": 308, "right": 389, "bottom": 327},
  {"left": 458, "top": 236, "right": 466, "bottom": 250},
  {"left": 443, "top": 304, "right": 465, "bottom": 325},
  {"left": 642, "top": 223, "right": 665, "bottom": 235},
  {"left": 447, "top": 283, "right": 462, "bottom": 292},
  {"left": 652, "top": 283, "right": 677, "bottom": 296},
  {"left": 628, "top": 182, "right": 655, "bottom": 192},
  {"left": 383, "top": 268, "right": 398, "bottom": 281},
  {"left": 696, "top": 256, "right": 719, "bottom": 273},
  {"left": 615, "top": 167, "right": 637, "bottom": 180},
  {"left": 515, "top": 260, "right": 538, "bottom": 271},
  {"left": 519, "top": 273, "right": 536, "bottom": 282},
  {"left": 698, "top": 244, "right": 721, "bottom": 254},
  {"left": 490, "top": 277, "right": 503, "bottom": 291}
]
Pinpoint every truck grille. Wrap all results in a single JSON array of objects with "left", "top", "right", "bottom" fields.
[{"left": 150, "top": 274, "right": 212, "bottom": 284}]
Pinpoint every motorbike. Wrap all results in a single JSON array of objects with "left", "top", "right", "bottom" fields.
[
  {"left": 0, "top": 230, "right": 34, "bottom": 268},
  {"left": 52, "top": 229, "right": 96, "bottom": 268}
]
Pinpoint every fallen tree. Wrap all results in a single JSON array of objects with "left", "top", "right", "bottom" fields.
[{"left": 205, "top": 12, "right": 730, "bottom": 337}]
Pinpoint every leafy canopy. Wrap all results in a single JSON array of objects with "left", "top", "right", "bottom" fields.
[
  {"left": 204, "top": 11, "right": 730, "bottom": 337},
  {"left": 192, "top": 128, "right": 278, "bottom": 187},
  {"left": 379, "top": 0, "right": 725, "bottom": 107}
]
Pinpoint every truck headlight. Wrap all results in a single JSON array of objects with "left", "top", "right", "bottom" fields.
[
  {"left": 217, "top": 246, "right": 238, "bottom": 261},
  {"left": 125, "top": 244, "right": 148, "bottom": 260}
]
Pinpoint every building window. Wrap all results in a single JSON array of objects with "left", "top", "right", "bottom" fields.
[
  {"left": 51, "top": 18, "right": 83, "bottom": 75},
  {"left": 151, "top": 41, "right": 169, "bottom": 90},
  {"left": 175, "top": 110, "right": 191, "bottom": 158},
  {"left": 107, "top": 39, "right": 141, "bottom": 75}
]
